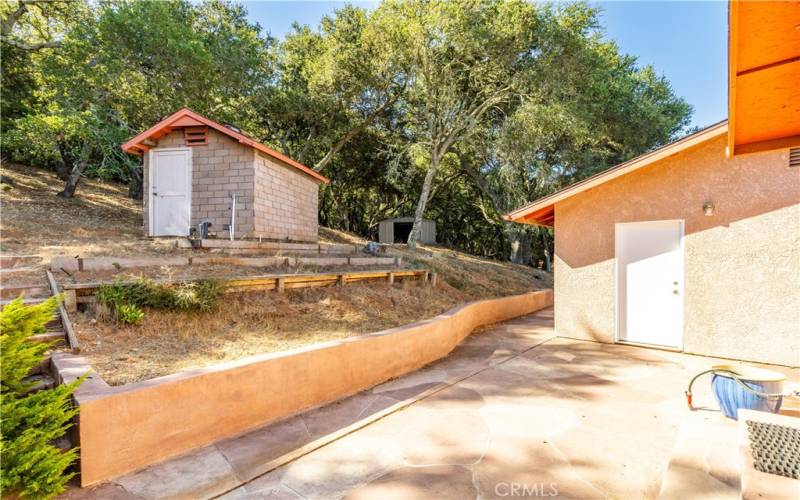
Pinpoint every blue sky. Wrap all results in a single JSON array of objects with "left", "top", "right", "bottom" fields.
[{"left": 243, "top": 1, "right": 728, "bottom": 130}]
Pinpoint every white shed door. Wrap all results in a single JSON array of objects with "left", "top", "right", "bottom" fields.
[
  {"left": 151, "top": 149, "right": 191, "bottom": 236},
  {"left": 616, "top": 220, "right": 684, "bottom": 349}
]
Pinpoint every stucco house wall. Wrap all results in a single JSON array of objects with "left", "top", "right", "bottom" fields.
[
  {"left": 143, "top": 129, "right": 319, "bottom": 241},
  {"left": 554, "top": 135, "right": 799, "bottom": 366}
]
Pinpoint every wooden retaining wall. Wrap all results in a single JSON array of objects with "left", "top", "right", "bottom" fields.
[
  {"left": 50, "top": 254, "right": 399, "bottom": 272},
  {"left": 61, "top": 269, "right": 431, "bottom": 311}
]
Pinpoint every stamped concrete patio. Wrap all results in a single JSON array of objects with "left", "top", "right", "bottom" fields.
[{"left": 66, "top": 308, "right": 799, "bottom": 499}]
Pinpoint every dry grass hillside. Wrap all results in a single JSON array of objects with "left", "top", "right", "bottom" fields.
[
  {"left": 2, "top": 164, "right": 551, "bottom": 384},
  {"left": 320, "top": 227, "right": 551, "bottom": 298},
  {"left": 0, "top": 162, "right": 176, "bottom": 258},
  {"left": 1, "top": 163, "right": 551, "bottom": 296}
]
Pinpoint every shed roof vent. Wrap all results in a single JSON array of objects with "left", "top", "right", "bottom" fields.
[
  {"left": 790, "top": 148, "right": 800, "bottom": 167},
  {"left": 184, "top": 126, "right": 208, "bottom": 146}
]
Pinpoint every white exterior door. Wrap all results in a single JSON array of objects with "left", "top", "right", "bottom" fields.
[
  {"left": 150, "top": 149, "right": 191, "bottom": 236},
  {"left": 616, "top": 220, "right": 684, "bottom": 349}
]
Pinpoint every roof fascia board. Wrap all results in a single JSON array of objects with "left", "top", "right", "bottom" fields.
[
  {"left": 121, "top": 108, "right": 330, "bottom": 184},
  {"left": 504, "top": 122, "right": 728, "bottom": 222}
]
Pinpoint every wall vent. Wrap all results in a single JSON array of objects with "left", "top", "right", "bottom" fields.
[
  {"left": 790, "top": 148, "right": 800, "bottom": 167},
  {"left": 184, "top": 126, "right": 208, "bottom": 146}
]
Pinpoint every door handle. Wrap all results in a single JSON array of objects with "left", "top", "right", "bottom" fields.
[{"left": 153, "top": 192, "right": 158, "bottom": 196}]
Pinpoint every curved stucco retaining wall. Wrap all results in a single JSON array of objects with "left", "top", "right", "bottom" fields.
[{"left": 69, "top": 289, "right": 552, "bottom": 486}]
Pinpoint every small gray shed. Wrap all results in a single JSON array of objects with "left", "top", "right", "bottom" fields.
[{"left": 378, "top": 217, "right": 436, "bottom": 244}]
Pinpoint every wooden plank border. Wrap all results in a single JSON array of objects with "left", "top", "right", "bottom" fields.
[
  {"left": 45, "top": 270, "right": 80, "bottom": 352},
  {"left": 62, "top": 269, "right": 431, "bottom": 301}
]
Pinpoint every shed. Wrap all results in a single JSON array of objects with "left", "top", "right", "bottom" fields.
[
  {"left": 122, "top": 108, "right": 329, "bottom": 241},
  {"left": 378, "top": 217, "right": 436, "bottom": 244},
  {"left": 504, "top": 122, "right": 800, "bottom": 366}
]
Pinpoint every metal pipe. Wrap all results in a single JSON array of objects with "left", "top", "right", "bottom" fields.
[{"left": 230, "top": 192, "right": 237, "bottom": 241}]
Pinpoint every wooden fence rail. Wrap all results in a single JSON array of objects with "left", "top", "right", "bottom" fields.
[{"left": 61, "top": 269, "right": 433, "bottom": 311}]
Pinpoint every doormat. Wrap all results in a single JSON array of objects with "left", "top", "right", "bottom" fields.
[{"left": 746, "top": 420, "right": 800, "bottom": 479}]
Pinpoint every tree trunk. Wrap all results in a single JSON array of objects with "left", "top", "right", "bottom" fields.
[
  {"left": 128, "top": 164, "right": 143, "bottom": 200},
  {"left": 540, "top": 229, "right": 552, "bottom": 273},
  {"left": 57, "top": 142, "right": 91, "bottom": 198},
  {"left": 407, "top": 153, "right": 439, "bottom": 249},
  {"left": 506, "top": 225, "right": 533, "bottom": 265},
  {"left": 54, "top": 141, "right": 71, "bottom": 181}
]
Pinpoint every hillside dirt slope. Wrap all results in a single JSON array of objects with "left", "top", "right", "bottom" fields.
[
  {"left": 2, "top": 164, "right": 552, "bottom": 384},
  {"left": 1, "top": 162, "right": 176, "bottom": 259},
  {"left": 320, "top": 227, "right": 551, "bottom": 299}
]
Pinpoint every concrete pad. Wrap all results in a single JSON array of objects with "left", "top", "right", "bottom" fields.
[
  {"left": 387, "top": 406, "right": 490, "bottom": 465},
  {"left": 549, "top": 423, "right": 673, "bottom": 499},
  {"left": 278, "top": 435, "right": 404, "bottom": 499},
  {"left": 374, "top": 382, "right": 441, "bottom": 402},
  {"left": 480, "top": 403, "right": 581, "bottom": 439},
  {"left": 301, "top": 393, "right": 381, "bottom": 439},
  {"left": 346, "top": 465, "right": 476, "bottom": 499},
  {"left": 295, "top": 257, "right": 348, "bottom": 266},
  {"left": 474, "top": 434, "right": 604, "bottom": 499},
  {"left": 372, "top": 368, "right": 448, "bottom": 394},
  {"left": 216, "top": 416, "right": 311, "bottom": 481},
  {"left": 61, "top": 482, "right": 139, "bottom": 499},
  {"left": 50, "top": 256, "right": 79, "bottom": 272},
  {"left": 413, "top": 385, "right": 486, "bottom": 412},
  {"left": 114, "top": 446, "right": 239, "bottom": 500},
  {"left": 72, "top": 308, "right": 794, "bottom": 500},
  {"left": 218, "top": 469, "right": 301, "bottom": 500}
]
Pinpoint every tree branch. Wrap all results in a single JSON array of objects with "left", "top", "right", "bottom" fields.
[{"left": 1, "top": 37, "right": 61, "bottom": 50}]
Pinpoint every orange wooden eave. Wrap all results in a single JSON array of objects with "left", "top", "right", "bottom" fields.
[
  {"left": 728, "top": 0, "right": 800, "bottom": 156},
  {"left": 121, "top": 108, "right": 330, "bottom": 184}
]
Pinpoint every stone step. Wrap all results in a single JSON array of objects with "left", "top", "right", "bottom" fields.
[
  {"left": 0, "top": 284, "right": 51, "bottom": 300},
  {"left": 29, "top": 331, "right": 66, "bottom": 346},
  {"left": 23, "top": 373, "right": 56, "bottom": 393},
  {"left": 29, "top": 354, "right": 53, "bottom": 376},
  {"left": 0, "top": 255, "right": 42, "bottom": 269},
  {"left": 0, "top": 296, "right": 48, "bottom": 310},
  {"left": 0, "top": 266, "right": 40, "bottom": 274}
]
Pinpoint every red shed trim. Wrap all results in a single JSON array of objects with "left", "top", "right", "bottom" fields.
[{"left": 121, "top": 108, "right": 329, "bottom": 184}]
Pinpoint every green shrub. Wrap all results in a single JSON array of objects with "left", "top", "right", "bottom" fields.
[
  {"left": 117, "top": 304, "right": 145, "bottom": 325},
  {"left": 0, "top": 297, "right": 83, "bottom": 499},
  {"left": 98, "top": 277, "right": 225, "bottom": 322}
]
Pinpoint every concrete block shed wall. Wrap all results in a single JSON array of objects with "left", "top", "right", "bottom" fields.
[
  {"left": 553, "top": 134, "right": 800, "bottom": 366},
  {"left": 143, "top": 129, "right": 320, "bottom": 241},
  {"left": 143, "top": 129, "right": 256, "bottom": 238},
  {"left": 253, "top": 152, "right": 319, "bottom": 242}
]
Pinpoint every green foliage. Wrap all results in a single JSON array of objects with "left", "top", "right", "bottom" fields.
[
  {"left": 0, "top": 297, "right": 83, "bottom": 499},
  {"left": 117, "top": 304, "right": 145, "bottom": 325},
  {"left": 3, "top": 0, "right": 271, "bottom": 192},
  {"left": 3, "top": 0, "right": 692, "bottom": 261},
  {"left": 98, "top": 277, "right": 225, "bottom": 323}
]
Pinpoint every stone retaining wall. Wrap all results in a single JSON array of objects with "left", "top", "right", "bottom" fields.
[{"left": 54, "top": 289, "right": 553, "bottom": 486}]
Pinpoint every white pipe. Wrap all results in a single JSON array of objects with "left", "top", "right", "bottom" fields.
[{"left": 230, "top": 193, "right": 236, "bottom": 241}]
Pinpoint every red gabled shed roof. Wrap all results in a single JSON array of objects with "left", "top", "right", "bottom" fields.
[{"left": 121, "top": 108, "right": 329, "bottom": 184}]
